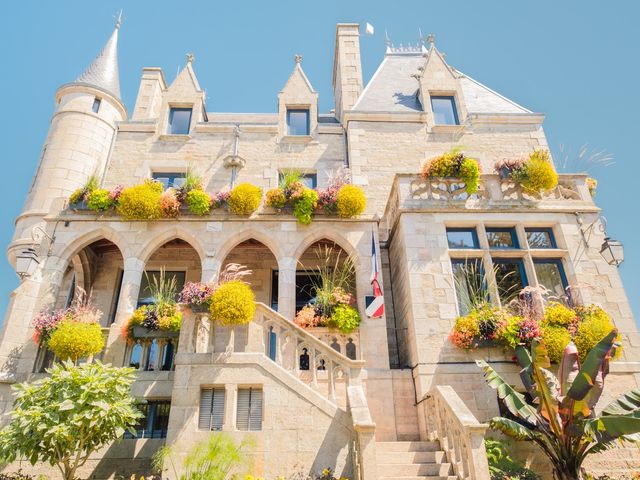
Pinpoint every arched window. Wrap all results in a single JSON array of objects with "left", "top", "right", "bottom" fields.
[
  {"left": 299, "top": 348, "right": 310, "bottom": 370},
  {"left": 129, "top": 341, "right": 143, "bottom": 369}
]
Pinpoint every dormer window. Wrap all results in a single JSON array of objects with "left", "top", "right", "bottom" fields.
[
  {"left": 92, "top": 97, "right": 101, "bottom": 113},
  {"left": 286, "top": 109, "right": 310, "bottom": 136},
  {"left": 431, "top": 96, "right": 459, "bottom": 125},
  {"left": 168, "top": 107, "right": 192, "bottom": 135}
]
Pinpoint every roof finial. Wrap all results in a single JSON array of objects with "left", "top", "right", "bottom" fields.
[
  {"left": 114, "top": 9, "right": 123, "bottom": 29},
  {"left": 418, "top": 28, "right": 425, "bottom": 45},
  {"left": 385, "top": 29, "right": 391, "bottom": 47},
  {"left": 427, "top": 33, "right": 435, "bottom": 48},
  {"left": 294, "top": 54, "right": 303, "bottom": 64},
  {"left": 186, "top": 52, "right": 195, "bottom": 64}
]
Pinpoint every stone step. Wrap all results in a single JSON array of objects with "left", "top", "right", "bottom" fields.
[
  {"left": 376, "top": 450, "right": 446, "bottom": 464},
  {"left": 377, "top": 463, "right": 453, "bottom": 477},
  {"left": 376, "top": 441, "right": 441, "bottom": 452},
  {"left": 378, "top": 476, "right": 457, "bottom": 480}
]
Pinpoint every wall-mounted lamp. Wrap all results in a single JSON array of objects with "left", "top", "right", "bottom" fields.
[
  {"left": 15, "top": 248, "right": 39, "bottom": 279},
  {"left": 575, "top": 213, "right": 624, "bottom": 268}
]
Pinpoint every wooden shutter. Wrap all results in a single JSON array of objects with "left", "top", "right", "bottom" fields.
[
  {"left": 237, "top": 388, "right": 263, "bottom": 431},
  {"left": 199, "top": 388, "right": 225, "bottom": 431}
]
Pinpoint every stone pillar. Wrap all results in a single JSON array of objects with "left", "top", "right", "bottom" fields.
[
  {"left": 223, "top": 384, "right": 238, "bottom": 431},
  {"left": 103, "top": 257, "right": 144, "bottom": 365},
  {"left": 277, "top": 257, "right": 297, "bottom": 321}
]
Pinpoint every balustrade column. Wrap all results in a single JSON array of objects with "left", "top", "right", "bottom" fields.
[{"left": 277, "top": 257, "right": 296, "bottom": 321}]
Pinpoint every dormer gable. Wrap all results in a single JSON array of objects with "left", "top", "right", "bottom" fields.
[{"left": 278, "top": 55, "right": 318, "bottom": 139}]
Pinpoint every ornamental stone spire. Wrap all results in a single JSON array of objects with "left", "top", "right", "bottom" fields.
[{"left": 74, "top": 14, "right": 122, "bottom": 99}]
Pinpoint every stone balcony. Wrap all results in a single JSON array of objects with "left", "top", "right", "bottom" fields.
[{"left": 382, "top": 173, "right": 598, "bottom": 233}]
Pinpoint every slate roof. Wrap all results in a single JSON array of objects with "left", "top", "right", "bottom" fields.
[
  {"left": 74, "top": 25, "right": 121, "bottom": 99},
  {"left": 353, "top": 51, "right": 532, "bottom": 115}
]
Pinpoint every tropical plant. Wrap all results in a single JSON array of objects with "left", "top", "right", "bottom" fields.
[
  {"left": 47, "top": 321, "right": 105, "bottom": 362},
  {"left": 0, "top": 361, "right": 142, "bottom": 480},
  {"left": 209, "top": 280, "right": 256, "bottom": 326},
  {"left": 421, "top": 149, "right": 481, "bottom": 194},
  {"left": 477, "top": 332, "right": 640, "bottom": 480},
  {"left": 116, "top": 179, "right": 163, "bottom": 220},
  {"left": 153, "top": 433, "right": 254, "bottom": 480},
  {"left": 228, "top": 183, "right": 262, "bottom": 215},
  {"left": 336, "top": 184, "right": 366, "bottom": 218},
  {"left": 186, "top": 189, "right": 212, "bottom": 215}
]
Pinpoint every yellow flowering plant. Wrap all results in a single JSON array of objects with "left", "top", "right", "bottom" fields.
[{"left": 209, "top": 280, "right": 256, "bottom": 326}]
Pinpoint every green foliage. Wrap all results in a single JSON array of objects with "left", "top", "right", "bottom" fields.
[
  {"left": 47, "top": 321, "right": 105, "bottom": 362},
  {"left": 328, "top": 305, "right": 361, "bottom": 334},
  {"left": 449, "top": 312, "right": 481, "bottom": 349},
  {"left": 209, "top": 280, "right": 256, "bottom": 326},
  {"left": 147, "top": 268, "right": 179, "bottom": 305},
  {"left": 87, "top": 189, "right": 113, "bottom": 211},
  {"left": 153, "top": 433, "right": 254, "bottom": 480},
  {"left": 0, "top": 362, "right": 142, "bottom": 480},
  {"left": 477, "top": 333, "right": 639, "bottom": 480},
  {"left": 186, "top": 189, "right": 212, "bottom": 215},
  {"left": 116, "top": 179, "right": 163, "bottom": 220},
  {"left": 293, "top": 188, "right": 318, "bottom": 225},
  {"left": 69, "top": 175, "right": 99, "bottom": 204},
  {"left": 421, "top": 149, "right": 481, "bottom": 194},
  {"left": 485, "top": 439, "right": 540, "bottom": 480},
  {"left": 511, "top": 150, "right": 558, "bottom": 193},
  {"left": 228, "top": 183, "right": 262, "bottom": 215},
  {"left": 336, "top": 185, "right": 366, "bottom": 218},
  {"left": 307, "top": 246, "right": 356, "bottom": 314},
  {"left": 279, "top": 170, "right": 304, "bottom": 189}
]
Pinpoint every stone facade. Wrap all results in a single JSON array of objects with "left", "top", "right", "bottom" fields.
[{"left": 0, "top": 20, "right": 637, "bottom": 480}]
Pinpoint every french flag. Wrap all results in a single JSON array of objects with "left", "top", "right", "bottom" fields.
[{"left": 365, "top": 231, "right": 385, "bottom": 318}]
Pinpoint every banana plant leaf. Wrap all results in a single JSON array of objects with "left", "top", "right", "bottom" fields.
[
  {"left": 558, "top": 341, "right": 580, "bottom": 397},
  {"left": 582, "top": 410, "right": 640, "bottom": 443},
  {"left": 476, "top": 360, "right": 541, "bottom": 426},
  {"left": 514, "top": 345, "right": 536, "bottom": 397},
  {"left": 490, "top": 417, "right": 537, "bottom": 441},
  {"left": 602, "top": 389, "right": 640, "bottom": 416},
  {"left": 565, "top": 330, "right": 617, "bottom": 402},
  {"left": 531, "top": 340, "right": 563, "bottom": 436}
]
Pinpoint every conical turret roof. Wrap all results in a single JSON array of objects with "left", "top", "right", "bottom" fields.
[{"left": 74, "top": 19, "right": 121, "bottom": 99}]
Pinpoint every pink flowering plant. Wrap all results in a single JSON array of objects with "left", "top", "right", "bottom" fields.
[{"left": 179, "top": 282, "right": 215, "bottom": 307}]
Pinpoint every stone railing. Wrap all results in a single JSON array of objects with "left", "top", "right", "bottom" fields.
[
  {"left": 383, "top": 173, "right": 597, "bottom": 232},
  {"left": 423, "top": 385, "right": 490, "bottom": 480},
  {"left": 348, "top": 385, "right": 377, "bottom": 480}
]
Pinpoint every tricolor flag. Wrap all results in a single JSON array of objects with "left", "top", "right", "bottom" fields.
[{"left": 365, "top": 231, "right": 385, "bottom": 318}]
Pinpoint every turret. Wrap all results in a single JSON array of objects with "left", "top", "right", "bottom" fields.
[{"left": 9, "top": 18, "right": 127, "bottom": 267}]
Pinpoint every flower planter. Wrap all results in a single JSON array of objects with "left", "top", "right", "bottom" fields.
[
  {"left": 188, "top": 304, "right": 209, "bottom": 313},
  {"left": 69, "top": 200, "right": 90, "bottom": 212},
  {"left": 132, "top": 326, "right": 180, "bottom": 338}
]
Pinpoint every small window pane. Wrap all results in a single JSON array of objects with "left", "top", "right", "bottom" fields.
[
  {"left": 92, "top": 97, "right": 101, "bottom": 113},
  {"left": 451, "top": 258, "right": 486, "bottom": 315},
  {"left": 169, "top": 107, "right": 192, "bottom": 135},
  {"left": 302, "top": 174, "right": 317, "bottom": 189},
  {"left": 237, "top": 388, "right": 263, "bottom": 431},
  {"left": 493, "top": 259, "right": 528, "bottom": 303},
  {"left": 526, "top": 228, "right": 557, "bottom": 249},
  {"left": 431, "top": 96, "right": 459, "bottom": 125},
  {"left": 199, "top": 388, "right": 225, "bottom": 431},
  {"left": 287, "top": 109, "right": 310, "bottom": 135},
  {"left": 486, "top": 228, "right": 519, "bottom": 249},
  {"left": 534, "top": 260, "right": 568, "bottom": 302},
  {"left": 447, "top": 228, "right": 479, "bottom": 249},
  {"left": 125, "top": 400, "right": 170, "bottom": 439},
  {"left": 152, "top": 172, "right": 186, "bottom": 190}
]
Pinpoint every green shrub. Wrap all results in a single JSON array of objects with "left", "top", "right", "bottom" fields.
[
  {"left": 293, "top": 188, "right": 318, "bottom": 225},
  {"left": 574, "top": 305, "right": 621, "bottom": 361},
  {"left": 228, "top": 183, "right": 262, "bottom": 215},
  {"left": 47, "top": 321, "right": 105, "bottom": 362},
  {"left": 265, "top": 187, "right": 287, "bottom": 209},
  {"left": 421, "top": 150, "right": 481, "bottom": 194},
  {"left": 336, "top": 185, "right": 366, "bottom": 218},
  {"left": 209, "top": 281, "right": 256, "bottom": 326},
  {"left": 116, "top": 180, "right": 162, "bottom": 220},
  {"left": 186, "top": 189, "right": 212, "bottom": 215},
  {"left": 541, "top": 324, "right": 571, "bottom": 363},
  {"left": 87, "top": 189, "right": 113, "bottom": 211},
  {"left": 328, "top": 305, "right": 361, "bottom": 334},
  {"left": 486, "top": 439, "right": 540, "bottom": 480}
]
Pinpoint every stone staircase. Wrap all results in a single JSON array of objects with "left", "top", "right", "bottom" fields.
[{"left": 376, "top": 441, "right": 455, "bottom": 480}]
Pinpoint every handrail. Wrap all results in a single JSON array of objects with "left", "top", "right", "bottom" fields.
[{"left": 423, "top": 385, "right": 490, "bottom": 480}]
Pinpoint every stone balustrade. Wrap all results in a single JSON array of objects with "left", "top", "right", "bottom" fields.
[
  {"left": 383, "top": 173, "right": 597, "bottom": 233},
  {"left": 423, "top": 385, "right": 490, "bottom": 480}
]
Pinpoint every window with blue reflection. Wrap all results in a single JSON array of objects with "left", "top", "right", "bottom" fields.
[
  {"left": 526, "top": 228, "right": 557, "bottom": 249},
  {"left": 92, "top": 97, "right": 101, "bottom": 113},
  {"left": 486, "top": 228, "right": 520, "bottom": 249},
  {"left": 447, "top": 228, "right": 480, "bottom": 249},
  {"left": 534, "top": 259, "right": 569, "bottom": 302},
  {"left": 451, "top": 258, "right": 486, "bottom": 315},
  {"left": 493, "top": 258, "right": 528, "bottom": 303},
  {"left": 287, "top": 109, "right": 310, "bottom": 135},
  {"left": 129, "top": 342, "right": 142, "bottom": 369},
  {"left": 152, "top": 172, "right": 186, "bottom": 190},
  {"left": 168, "top": 107, "right": 192, "bottom": 135},
  {"left": 431, "top": 96, "right": 459, "bottom": 125}
]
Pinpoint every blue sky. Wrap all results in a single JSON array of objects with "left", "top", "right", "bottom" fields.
[{"left": 1, "top": 1, "right": 638, "bottom": 320}]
